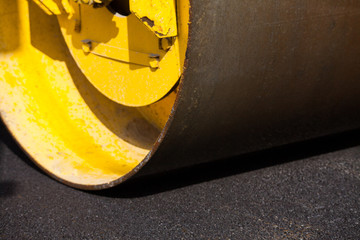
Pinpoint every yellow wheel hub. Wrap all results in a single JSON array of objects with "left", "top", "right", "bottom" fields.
[{"left": 57, "top": 0, "right": 188, "bottom": 106}]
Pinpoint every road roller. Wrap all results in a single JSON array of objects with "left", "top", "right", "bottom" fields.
[{"left": 1, "top": 0, "right": 360, "bottom": 190}]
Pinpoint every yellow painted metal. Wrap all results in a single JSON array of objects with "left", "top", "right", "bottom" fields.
[
  {"left": 56, "top": 1, "right": 188, "bottom": 106},
  {"left": 0, "top": 0, "right": 189, "bottom": 188},
  {"left": 31, "top": 0, "right": 185, "bottom": 106},
  {"left": 81, "top": 39, "right": 160, "bottom": 68},
  {"left": 138, "top": 88, "right": 177, "bottom": 130},
  {"left": 34, "top": 0, "right": 178, "bottom": 38},
  {"left": 130, "top": 0, "right": 178, "bottom": 38},
  {"left": 33, "top": 0, "right": 75, "bottom": 16},
  {"left": 33, "top": 0, "right": 63, "bottom": 15}
]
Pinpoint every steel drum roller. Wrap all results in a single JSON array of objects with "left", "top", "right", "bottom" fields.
[{"left": 0, "top": 0, "right": 360, "bottom": 189}]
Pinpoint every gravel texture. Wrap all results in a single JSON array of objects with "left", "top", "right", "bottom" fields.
[{"left": 1, "top": 121, "right": 360, "bottom": 239}]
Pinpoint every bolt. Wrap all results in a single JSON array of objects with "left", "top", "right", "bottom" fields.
[
  {"left": 160, "top": 37, "right": 174, "bottom": 51},
  {"left": 82, "top": 40, "right": 92, "bottom": 54},
  {"left": 149, "top": 54, "right": 160, "bottom": 69}
]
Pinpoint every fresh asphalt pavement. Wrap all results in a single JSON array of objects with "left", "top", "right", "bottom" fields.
[{"left": 1, "top": 120, "right": 360, "bottom": 239}]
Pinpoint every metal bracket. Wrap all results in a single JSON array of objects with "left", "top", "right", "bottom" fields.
[
  {"left": 33, "top": 0, "right": 178, "bottom": 38},
  {"left": 130, "top": 0, "right": 178, "bottom": 38},
  {"left": 82, "top": 39, "right": 160, "bottom": 69}
]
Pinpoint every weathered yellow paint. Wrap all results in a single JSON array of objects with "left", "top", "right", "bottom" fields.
[
  {"left": 31, "top": 0, "right": 188, "bottom": 106},
  {"left": 138, "top": 89, "right": 177, "bottom": 130},
  {"left": 0, "top": 0, "right": 189, "bottom": 188},
  {"left": 130, "top": 0, "right": 178, "bottom": 38},
  {"left": 56, "top": 0, "right": 189, "bottom": 106}
]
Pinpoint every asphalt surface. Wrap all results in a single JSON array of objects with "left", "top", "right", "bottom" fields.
[{"left": 1, "top": 120, "right": 360, "bottom": 240}]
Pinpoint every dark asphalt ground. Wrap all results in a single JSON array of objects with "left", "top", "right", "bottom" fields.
[{"left": 1, "top": 120, "right": 360, "bottom": 240}]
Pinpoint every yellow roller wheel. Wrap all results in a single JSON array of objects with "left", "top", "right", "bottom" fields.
[
  {"left": 0, "top": 0, "right": 189, "bottom": 189},
  {"left": 4, "top": 0, "right": 359, "bottom": 190}
]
